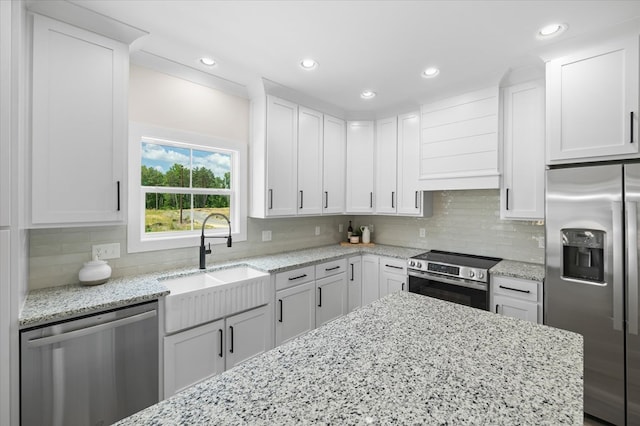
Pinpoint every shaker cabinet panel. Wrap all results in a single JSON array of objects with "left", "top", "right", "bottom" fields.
[
  {"left": 546, "top": 36, "right": 639, "bottom": 163},
  {"left": 323, "top": 115, "right": 346, "bottom": 214},
  {"left": 397, "top": 112, "right": 425, "bottom": 216},
  {"left": 31, "top": 14, "right": 127, "bottom": 225},
  {"left": 375, "top": 117, "right": 398, "bottom": 214},
  {"left": 346, "top": 121, "right": 375, "bottom": 213},
  {"left": 348, "top": 256, "right": 363, "bottom": 313},
  {"left": 275, "top": 281, "right": 316, "bottom": 346},
  {"left": 362, "top": 254, "right": 380, "bottom": 305},
  {"left": 316, "top": 273, "right": 348, "bottom": 327},
  {"left": 266, "top": 96, "right": 298, "bottom": 216},
  {"left": 297, "top": 107, "right": 323, "bottom": 215},
  {"left": 225, "top": 306, "right": 270, "bottom": 369}
]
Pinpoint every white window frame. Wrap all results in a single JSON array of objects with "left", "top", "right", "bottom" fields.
[{"left": 128, "top": 122, "right": 247, "bottom": 253}]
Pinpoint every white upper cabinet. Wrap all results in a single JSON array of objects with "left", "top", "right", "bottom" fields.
[
  {"left": 323, "top": 115, "right": 346, "bottom": 214},
  {"left": 397, "top": 112, "right": 430, "bottom": 216},
  {"left": 297, "top": 107, "right": 323, "bottom": 215},
  {"left": 419, "top": 86, "right": 500, "bottom": 190},
  {"left": 501, "top": 80, "right": 545, "bottom": 220},
  {"left": 265, "top": 96, "right": 299, "bottom": 216},
  {"left": 346, "top": 121, "right": 375, "bottom": 213},
  {"left": 546, "top": 36, "right": 639, "bottom": 163},
  {"left": 0, "top": 0, "right": 11, "bottom": 227},
  {"left": 31, "top": 14, "right": 127, "bottom": 225},
  {"left": 375, "top": 117, "right": 398, "bottom": 214}
]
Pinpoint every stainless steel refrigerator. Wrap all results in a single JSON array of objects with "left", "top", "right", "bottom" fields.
[{"left": 546, "top": 163, "right": 640, "bottom": 425}]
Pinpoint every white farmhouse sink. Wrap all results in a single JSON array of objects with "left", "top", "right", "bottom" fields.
[{"left": 162, "top": 266, "right": 270, "bottom": 334}]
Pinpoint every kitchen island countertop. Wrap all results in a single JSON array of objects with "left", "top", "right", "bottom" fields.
[{"left": 116, "top": 291, "right": 583, "bottom": 426}]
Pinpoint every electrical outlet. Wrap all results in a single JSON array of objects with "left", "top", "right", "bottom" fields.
[
  {"left": 537, "top": 236, "right": 545, "bottom": 249},
  {"left": 262, "top": 230, "right": 272, "bottom": 242},
  {"left": 419, "top": 228, "right": 426, "bottom": 238},
  {"left": 92, "top": 243, "right": 120, "bottom": 260},
  {"left": 368, "top": 224, "right": 374, "bottom": 233},
  {"left": 315, "top": 226, "right": 321, "bottom": 236},
  {"left": 338, "top": 224, "right": 343, "bottom": 233}
]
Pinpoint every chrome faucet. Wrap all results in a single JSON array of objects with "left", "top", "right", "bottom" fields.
[{"left": 199, "top": 212, "right": 232, "bottom": 270}]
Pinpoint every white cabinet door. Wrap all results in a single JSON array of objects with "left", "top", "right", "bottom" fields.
[
  {"left": 501, "top": 80, "right": 545, "bottom": 220},
  {"left": 0, "top": 1, "right": 10, "bottom": 227},
  {"left": 494, "top": 294, "right": 539, "bottom": 323},
  {"left": 225, "top": 305, "right": 270, "bottom": 369},
  {"left": 297, "top": 107, "right": 323, "bottom": 215},
  {"left": 316, "top": 273, "right": 348, "bottom": 327},
  {"left": 362, "top": 255, "right": 380, "bottom": 305},
  {"left": 275, "top": 281, "right": 316, "bottom": 346},
  {"left": 347, "top": 256, "right": 362, "bottom": 313},
  {"left": 346, "top": 121, "right": 375, "bottom": 213},
  {"left": 323, "top": 115, "right": 346, "bottom": 214},
  {"left": 31, "top": 14, "right": 127, "bottom": 224},
  {"left": 266, "top": 96, "right": 298, "bottom": 216},
  {"left": 375, "top": 117, "right": 398, "bottom": 214},
  {"left": 163, "top": 318, "right": 225, "bottom": 397},
  {"left": 379, "top": 257, "right": 407, "bottom": 297},
  {"left": 547, "top": 37, "right": 639, "bottom": 163},
  {"left": 397, "top": 112, "right": 424, "bottom": 216}
]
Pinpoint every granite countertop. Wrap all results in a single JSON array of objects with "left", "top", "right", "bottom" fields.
[
  {"left": 116, "top": 291, "right": 583, "bottom": 425},
  {"left": 490, "top": 260, "right": 545, "bottom": 282},
  {"left": 19, "top": 244, "right": 424, "bottom": 328}
]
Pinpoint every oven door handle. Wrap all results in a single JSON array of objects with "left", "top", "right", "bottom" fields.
[{"left": 408, "top": 270, "right": 488, "bottom": 292}]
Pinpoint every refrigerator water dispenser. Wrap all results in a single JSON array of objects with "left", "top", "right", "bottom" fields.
[{"left": 561, "top": 229, "right": 605, "bottom": 283}]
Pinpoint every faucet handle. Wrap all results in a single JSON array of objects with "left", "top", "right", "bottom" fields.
[{"left": 205, "top": 242, "right": 212, "bottom": 255}]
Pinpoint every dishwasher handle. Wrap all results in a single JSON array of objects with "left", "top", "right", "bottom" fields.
[{"left": 26, "top": 310, "right": 157, "bottom": 348}]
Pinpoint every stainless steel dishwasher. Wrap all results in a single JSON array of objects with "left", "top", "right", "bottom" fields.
[{"left": 20, "top": 301, "right": 159, "bottom": 426}]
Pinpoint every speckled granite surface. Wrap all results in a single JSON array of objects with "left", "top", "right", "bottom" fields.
[
  {"left": 116, "top": 291, "right": 583, "bottom": 426},
  {"left": 19, "top": 244, "right": 423, "bottom": 328},
  {"left": 490, "top": 260, "right": 545, "bottom": 282}
]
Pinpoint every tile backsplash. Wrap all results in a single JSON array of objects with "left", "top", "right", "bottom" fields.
[{"left": 28, "top": 189, "right": 544, "bottom": 290}]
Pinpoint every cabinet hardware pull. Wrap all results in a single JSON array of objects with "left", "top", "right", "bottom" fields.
[
  {"left": 229, "top": 326, "right": 234, "bottom": 353},
  {"left": 325, "top": 266, "right": 340, "bottom": 271},
  {"left": 495, "top": 304, "right": 500, "bottom": 314},
  {"left": 391, "top": 191, "right": 395, "bottom": 209},
  {"left": 288, "top": 274, "right": 307, "bottom": 281},
  {"left": 350, "top": 263, "right": 354, "bottom": 281},
  {"left": 318, "top": 287, "right": 322, "bottom": 307},
  {"left": 268, "top": 189, "right": 273, "bottom": 209},
  {"left": 415, "top": 191, "right": 419, "bottom": 209},
  {"left": 218, "top": 329, "right": 223, "bottom": 357},
  {"left": 324, "top": 191, "right": 328, "bottom": 209},
  {"left": 402, "top": 282, "right": 405, "bottom": 291},
  {"left": 117, "top": 181, "right": 121, "bottom": 211},
  {"left": 498, "top": 285, "right": 530, "bottom": 294},
  {"left": 386, "top": 264, "right": 403, "bottom": 270},
  {"left": 632, "top": 111, "right": 635, "bottom": 144},
  {"left": 278, "top": 299, "right": 283, "bottom": 323},
  {"left": 299, "top": 190, "right": 304, "bottom": 209},
  {"left": 370, "top": 192, "right": 373, "bottom": 208},
  {"left": 506, "top": 188, "right": 509, "bottom": 211}
]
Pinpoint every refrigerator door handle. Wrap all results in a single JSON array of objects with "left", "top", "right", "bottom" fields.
[
  {"left": 613, "top": 201, "right": 624, "bottom": 331},
  {"left": 628, "top": 201, "right": 639, "bottom": 335}
]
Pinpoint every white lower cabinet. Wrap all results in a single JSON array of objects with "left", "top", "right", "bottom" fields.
[
  {"left": 347, "top": 256, "right": 363, "bottom": 312},
  {"left": 316, "top": 273, "right": 348, "bottom": 327},
  {"left": 491, "top": 276, "right": 543, "bottom": 324},
  {"left": 163, "top": 305, "right": 269, "bottom": 397},
  {"left": 362, "top": 255, "right": 380, "bottom": 305},
  {"left": 275, "top": 281, "right": 316, "bottom": 346},
  {"left": 379, "top": 257, "right": 408, "bottom": 297}
]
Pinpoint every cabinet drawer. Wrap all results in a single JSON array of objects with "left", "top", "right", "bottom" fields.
[
  {"left": 315, "top": 258, "right": 347, "bottom": 279},
  {"left": 379, "top": 257, "right": 406, "bottom": 275},
  {"left": 492, "top": 276, "right": 539, "bottom": 302},
  {"left": 275, "top": 265, "right": 315, "bottom": 291}
]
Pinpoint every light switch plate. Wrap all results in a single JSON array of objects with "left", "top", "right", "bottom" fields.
[
  {"left": 92, "top": 243, "right": 120, "bottom": 260},
  {"left": 315, "top": 226, "right": 321, "bottom": 236},
  {"left": 338, "top": 224, "right": 343, "bottom": 233},
  {"left": 419, "top": 228, "right": 426, "bottom": 238}
]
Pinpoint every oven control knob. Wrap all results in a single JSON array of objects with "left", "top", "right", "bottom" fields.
[
  {"left": 409, "top": 260, "right": 415, "bottom": 267},
  {"left": 469, "top": 270, "right": 475, "bottom": 278},
  {"left": 477, "top": 272, "right": 484, "bottom": 279},
  {"left": 416, "top": 262, "right": 422, "bottom": 268}
]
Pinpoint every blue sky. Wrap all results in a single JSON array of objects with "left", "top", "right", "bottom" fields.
[{"left": 141, "top": 142, "right": 231, "bottom": 177}]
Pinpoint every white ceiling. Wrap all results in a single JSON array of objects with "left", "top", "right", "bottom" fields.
[{"left": 70, "top": 0, "right": 640, "bottom": 118}]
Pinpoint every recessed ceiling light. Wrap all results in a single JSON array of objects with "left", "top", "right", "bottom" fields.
[
  {"left": 360, "top": 90, "right": 376, "bottom": 99},
  {"left": 300, "top": 58, "right": 318, "bottom": 70},
  {"left": 537, "top": 23, "right": 568, "bottom": 40},
  {"left": 200, "top": 57, "right": 216, "bottom": 66},
  {"left": 422, "top": 67, "right": 440, "bottom": 78}
]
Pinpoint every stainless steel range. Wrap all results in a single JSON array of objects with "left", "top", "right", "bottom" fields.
[{"left": 407, "top": 250, "right": 502, "bottom": 310}]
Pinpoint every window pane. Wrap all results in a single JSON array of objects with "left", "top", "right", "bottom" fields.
[
  {"left": 145, "top": 193, "right": 193, "bottom": 233},
  {"left": 141, "top": 143, "right": 190, "bottom": 187},
  {"left": 192, "top": 149, "right": 231, "bottom": 189},
  {"left": 194, "top": 196, "right": 231, "bottom": 230}
]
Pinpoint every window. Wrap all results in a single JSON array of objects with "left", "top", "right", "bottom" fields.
[{"left": 129, "top": 123, "right": 247, "bottom": 253}]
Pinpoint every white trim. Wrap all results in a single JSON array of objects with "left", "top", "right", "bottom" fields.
[{"left": 128, "top": 122, "right": 247, "bottom": 253}]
